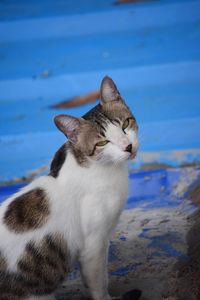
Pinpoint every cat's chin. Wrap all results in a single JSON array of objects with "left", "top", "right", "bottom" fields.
[
  {"left": 113, "top": 152, "right": 137, "bottom": 163},
  {"left": 129, "top": 152, "right": 137, "bottom": 160}
]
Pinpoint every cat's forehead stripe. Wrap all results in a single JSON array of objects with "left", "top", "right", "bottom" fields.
[{"left": 83, "top": 103, "right": 132, "bottom": 126}]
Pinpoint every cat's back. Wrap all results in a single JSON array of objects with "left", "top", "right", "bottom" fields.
[
  {"left": 0, "top": 175, "right": 58, "bottom": 270},
  {"left": 0, "top": 175, "right": 56, "bottom": 222}
]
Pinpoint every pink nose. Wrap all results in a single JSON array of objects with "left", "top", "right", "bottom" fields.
[{"left": 125, "top": 144, "right": 132, "bottom": 153}]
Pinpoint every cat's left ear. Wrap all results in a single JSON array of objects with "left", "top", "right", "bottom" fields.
[
  {"left": 54, "top": 114, "right": 82, "bottom": 143},
  {"left": 100, "top": 76, "right": 121, "bottom": 105}
]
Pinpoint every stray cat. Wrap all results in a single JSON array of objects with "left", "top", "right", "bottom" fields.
[{"left": 0, "top": 76, "right": 138, "bottom": 300}]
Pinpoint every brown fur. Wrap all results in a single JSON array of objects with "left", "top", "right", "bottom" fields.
[
  {"left": 50, "top": 143, "right": 67, "bottom": 177},
  {"left": 0, "top": 252, "right": 7, "bottom": 271},
  {"left": 69, "top": 120, "right": 105, "bottom": 165},
  {"left": 50, "top": 101, "right": 138, "bottom": 170},
  {"left": 17, "top": 233, "right": 69, "bottom": 295},
  {"left": 102, "top": 101, "right": 138, "bottom": 131},
  {"left": 0, "top": 234, "right": 69, "bottom": 299},
  {"left": 4, "top": 189, "right": 50, "bottom": 233},
  {"left": 50, "top": 77, "right": 138, "bottom": 170}
]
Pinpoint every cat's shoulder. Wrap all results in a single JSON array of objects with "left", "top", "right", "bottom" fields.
[{"left": 49, "top": 143, "right": 68, "bottom": 178}]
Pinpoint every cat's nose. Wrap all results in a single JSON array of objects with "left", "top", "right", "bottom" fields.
[{"left": 125, "top": 144, "right": 132, "bottom": 153}]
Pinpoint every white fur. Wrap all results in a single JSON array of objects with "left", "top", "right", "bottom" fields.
[
  {"left": 0, "top": 75, "right": 138, "bottom": 299},
  {"left": 99, "top": 122, "right": 138, "bottom": 164},
  {"left": 0, "top": 120, "right": 138, "bottom": 299},
  {"left": 0, "top": 150, "right": 129, "bottom": 300}
]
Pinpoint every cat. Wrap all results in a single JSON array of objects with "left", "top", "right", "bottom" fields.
[{"left": 0, "top": 76, "right": 139, "bottom": 300}]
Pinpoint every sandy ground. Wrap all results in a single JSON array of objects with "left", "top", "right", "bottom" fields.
[{"left": 54, "top": 167, "right": 200, "bottom": 300}]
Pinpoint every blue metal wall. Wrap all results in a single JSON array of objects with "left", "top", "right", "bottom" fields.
[{"left": 0, "top": 0, "right": 200, "bottom": 182}]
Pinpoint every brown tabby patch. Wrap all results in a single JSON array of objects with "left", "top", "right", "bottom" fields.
[
  {"left": 50, "top": 100, "right": 138, "bottom": 168},
  {"left": 0, "top": 271, "right": 26, "bottom": 299},
  {"left": 50, "top": 143, "right": 67, "bottom": 178},
  {"left": 0, "top": 252, "right": 7, "bottom": 271},
  {"left": 17, "top": 233, "right": 69, "bottom": 295},
  {"left": 4, "top": 189, "right": 50, "bottom": 233},
  {"left": 51, "top": 77, "right": 138, "bottom": 169},
  {"left": 0, "top": 234, "right": 69, "bottom": 299}
]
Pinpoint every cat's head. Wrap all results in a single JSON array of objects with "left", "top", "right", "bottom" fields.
[{"left": 54, "top": 76, "right": 138, "bottom": 165}]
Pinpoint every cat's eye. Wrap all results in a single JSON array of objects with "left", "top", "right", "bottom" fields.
[
  {"left": 122, "top": 119, "right": 130, "bottom": 131},
  {"left": 96, "top": 140, "right": 109, "bottom": 147}
]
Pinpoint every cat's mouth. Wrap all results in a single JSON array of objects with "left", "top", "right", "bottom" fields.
[{"left": 129, "top": 150, "right": 137, "bottom": 160}]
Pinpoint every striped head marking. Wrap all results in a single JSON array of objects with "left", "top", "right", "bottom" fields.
[{"left": 54, "top": 76, "right": 138, "bottom": 165}]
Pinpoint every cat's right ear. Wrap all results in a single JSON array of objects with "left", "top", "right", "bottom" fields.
[
  {"left": 54, "top": 114, "right": 81, "bottom": 143},
  {"left": 100, "top": 76, "right": 121, "bottom": 104}
]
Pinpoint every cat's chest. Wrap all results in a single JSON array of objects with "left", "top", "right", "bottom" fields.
[
  {"left": 58, "top": 161, "right": 129, "bottom": 229},
  {"left": 78, "top": 164, "right": 128, "bottom": 239},
  {"left": 86, "top": 163, "right": 128, "bottom": 193},
  {"left": 82, "top": 164, "right": 128, "bottom": 213}
]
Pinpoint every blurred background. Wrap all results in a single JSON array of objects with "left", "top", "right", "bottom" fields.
[
  {"left": 0, "top": 1, "right": 200, "bottom": 299},
  {"left": 0, "top": 0, "right": 200, "bottom": 184}
]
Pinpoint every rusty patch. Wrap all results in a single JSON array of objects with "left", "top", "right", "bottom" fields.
[
  {"left": 114, "top": 0, "right": 151, "bottom": 5},
  {"left": 138, "top": 162, "right": 173, "bottom": 170},
  {"left": 50, "top": 90, "right": 100, "bottom": 109}
]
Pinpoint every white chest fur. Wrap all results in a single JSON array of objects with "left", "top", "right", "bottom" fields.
[{"left": 56, "top": 153, "right": 129, "bottom": 248}]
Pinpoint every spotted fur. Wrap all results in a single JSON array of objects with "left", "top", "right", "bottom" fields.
[
  {"left": 0, "top": 76, "right": 138, "bottom": 300},
  {"left": 49, "top": 143, "right": 67, "bottom": 178},
  {"left": 3, "top": 189, "right": 50, "bottom": 233},
  {"left": 50, "top": 97, "right": 138, "bottom": 170}
]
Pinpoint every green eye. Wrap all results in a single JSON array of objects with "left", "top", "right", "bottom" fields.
[
  {"left": 96, "top": 140, "right": 109, "bottom": 147},
  {"left": 122, "top": 119, "right": 129, "bottom": 131}
]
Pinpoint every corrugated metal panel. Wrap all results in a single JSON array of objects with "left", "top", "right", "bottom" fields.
[{"left": 0, "top": 0, "right": 200, "bottom": 182}]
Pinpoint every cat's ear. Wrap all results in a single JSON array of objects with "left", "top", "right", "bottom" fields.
[
  {"left": 100, "top": 76, "right": 121, "bottom": 104},
  {"left": 54, "top": 114, "right": 81, "bottom": 143}
]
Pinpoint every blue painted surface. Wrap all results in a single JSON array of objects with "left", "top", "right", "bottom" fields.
[
  {"left": 127, "top": 168, "right": 183, "bottom": 209},
  {"left": 0, "top": 0, "right": 196, "bottom": 22},
  {"left": 0, "top": 1, "right": 200, "bottom": 180},
  {"left": 0, "top": 183, "right": 24, "bottom": 204},
  {"left": 111, "top": 265, "right": 139, "bottom": 277},
  {"left": 2, "top": 167, "right": 199, "bottom": 207}
]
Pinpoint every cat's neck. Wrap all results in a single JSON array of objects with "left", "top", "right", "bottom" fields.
[{"left": 56, "top": 147, "right": 128, "bottom": 186}]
